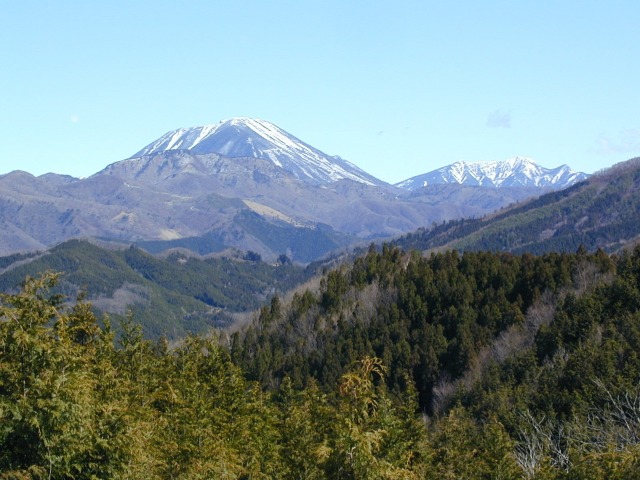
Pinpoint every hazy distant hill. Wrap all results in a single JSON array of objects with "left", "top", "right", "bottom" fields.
[{"left": 396, "top": 157, "right": 640, "bottom": 254}]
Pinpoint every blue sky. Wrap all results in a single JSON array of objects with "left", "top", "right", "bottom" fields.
[{"left": 2, "top": 1, "right": 639, "bottom": 183}]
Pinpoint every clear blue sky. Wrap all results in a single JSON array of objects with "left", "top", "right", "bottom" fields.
[{"left": 2, "top": 1, "right": 639, "bottom": 183}]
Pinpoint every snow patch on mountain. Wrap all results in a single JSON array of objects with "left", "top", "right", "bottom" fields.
[
  {"left": 395, "top": 157, "right": 589, "bottom": 191},
  {"left": 132, "top": 117, "right": 383, "bottom": 187}
]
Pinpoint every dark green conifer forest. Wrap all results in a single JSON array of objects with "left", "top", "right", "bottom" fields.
[{"left": 3, "top": 245, "right": 640, "bottom": 478}]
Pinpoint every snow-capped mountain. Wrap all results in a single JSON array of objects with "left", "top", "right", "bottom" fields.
[
  {"left": 132, "top": 117, "right": 384, "bottom": 187},
  {"left": 395, "top": 157, "right": 589, "bottom": 191}
]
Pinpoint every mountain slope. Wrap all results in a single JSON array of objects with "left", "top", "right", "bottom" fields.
[
  {"left": 0, "top": 154, "right": 554, "bottom": 261},
  {"left": 92, "top": 149, "right": 542, "bottom": 255},
  {"left": 396, "top": 157, "right": 640, "bottom": 254},
  {"left": 0, "top": 119, "right": 569, "bottom": 261},
  {"left": 0, "top": 239, "right": 311, "bottom": 339},
  {"left": 396, "top": 156, "right": 588, "bottom": 190},
  {"left": 132, "top": 117, "right": 384, "bottom": 186}
]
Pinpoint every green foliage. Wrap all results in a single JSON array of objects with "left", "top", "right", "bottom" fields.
[
  {"left": 0, "top": 273, "right": 428, "bottom": 478},
  {"left": 0, "top": 251, "right": 38, "bottom": 271},
  {"left": 0, "top": 273, "right": 133, "bottom": 478},
  {"left": 5, "top": 241, "right": 640, "bottom": 477},
  {"left": 0, "top": 240, "right": 311, "bottom": 340},
  {"left": 232, "top": 245, "right": 599, "bottom": 413},
  {"left": 230, "top": 244, "right": 640, "bottom": 477},
  {"left": 425, "top": 408, "right": 521, "bottom": 479},
  {"left": 318, "top": 357, "right": 424, "bottom": 479}
]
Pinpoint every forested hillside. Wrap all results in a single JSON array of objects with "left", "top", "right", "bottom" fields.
[
  {"left": 231, "top": 244, "right": 640, "bottom": 477},
  {"left": 3, "top": 245, "right": 640, "bottom": 477},
  {"left": 0, "top": 240, "right": 311, "bottom": 339},
  {"left": 231, "top": 245, "right": 614, "bottom": 409}
]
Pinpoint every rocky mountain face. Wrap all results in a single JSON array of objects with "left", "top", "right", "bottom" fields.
[
  {"left": 0, "top": 119, "right": 578, "bottom": 262},
  {"left": 395, "top": 156, "right": 588, "bottom": 190}
]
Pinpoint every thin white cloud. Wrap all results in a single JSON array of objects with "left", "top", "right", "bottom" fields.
[
  {"left": 486, "top": 110, "right": 511, "bottom": 128},
  {"left": 70, "top": 114, "right": 80, "bottom": 123},
  {"left": 594, "top": 128, "right": 640, "bottom": 155}
]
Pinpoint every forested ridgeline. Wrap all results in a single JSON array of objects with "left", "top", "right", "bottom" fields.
[
  {"left": 231, "top": 245, "right": 640, "bottom": 477},
  {"left": 0, "top": 240, "right": 312, "bottom": 340},
  {"left": 232, "top": 245, "right": 616, "bottom": 410},
  {"left": 2, "top": 245, "right": 640, "bottom": 477}
]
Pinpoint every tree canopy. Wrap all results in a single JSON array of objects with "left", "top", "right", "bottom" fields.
[{"left": 2, "top": 245, "right": 640, "bottom": 478}]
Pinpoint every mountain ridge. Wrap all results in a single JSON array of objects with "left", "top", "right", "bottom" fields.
[
  {"left": 0, "top": 239, "right": 313, "bottom": 339},
  {"left": 395, "top": 156, "right": 588, "bottom": 190},
  {"left": 395, "top": 157, "right": 640, "bottom": 255}
]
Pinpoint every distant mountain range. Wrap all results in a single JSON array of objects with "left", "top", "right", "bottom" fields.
[
  {"left": 396, "top": 158, "right": 640, "bottom": 255},
  {"left": 1, "top": 156, "right": 636, "bottom": 340},
  {"left": 133, "top": 119, "right": 588, "bottom": 191},
  {"left": 0, "top": 117, "right": 590, "bottom": 261},
  {"left": 395, "top": 156, "right": 588, "bottom": 190}
]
